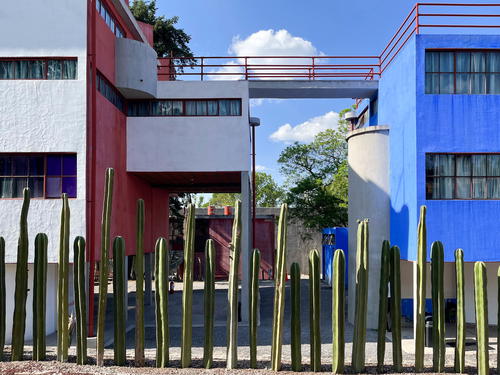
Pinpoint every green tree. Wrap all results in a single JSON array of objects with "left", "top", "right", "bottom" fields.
[
  {"left": 204, "top": 172, "right": 285, "bottom": 207},
  {"left": 278, "top": 109, "right": 350, "bottom": 230}
]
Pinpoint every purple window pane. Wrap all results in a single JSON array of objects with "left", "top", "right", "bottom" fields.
[
  {"left": 13, "top": 157, "right": 28, "bottom": 176},
  {"left": 62, "top": 155, "right": 77, "bottom": 175},
  {"left": 46, "top": 155, "right": 62, "bottom": 176},
  {"left": 62, "top": 177, "right": 77, "bottom": 198},
  {"left": 0, "top": 157, "right": 11, "bottom": 176},
  {"left": 28, "top": 177, "right": 44, "bottom": 198},
  {"left": 29, "top": 156, "right": 44, "bottom": 176},
  {"left": 46, "top": 177, "right": 62, "bottom": 198}
]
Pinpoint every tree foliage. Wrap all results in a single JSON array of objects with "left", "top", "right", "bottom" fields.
[{"left": 278, "top": 109, "right": 350, "bottom": 230}]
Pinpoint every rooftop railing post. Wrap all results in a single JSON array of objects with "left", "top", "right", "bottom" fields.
[
  {"left": 312, "top": 57, "right": 316, "bottom": 80},
  {"left": 245, "top": 57, "right": 248, "bottom": 80},
  {"left": 416, "top": 3, "right": 420, "bottom": 34},
  {"left": 201, "top": 57, "right": 204, "bottom": 81}
]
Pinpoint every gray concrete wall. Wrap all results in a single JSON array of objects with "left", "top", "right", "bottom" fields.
[{"left": 347, "top": 126, "right": 390, "bottom": 330}]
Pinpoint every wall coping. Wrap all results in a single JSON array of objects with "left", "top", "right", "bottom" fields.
[{"left": 346, "top": 125, "right": 390, "bottom": 141}]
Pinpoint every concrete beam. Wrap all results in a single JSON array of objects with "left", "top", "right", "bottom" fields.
[{"left": 248, "top": 80, "right": 378, "bottom": 99}]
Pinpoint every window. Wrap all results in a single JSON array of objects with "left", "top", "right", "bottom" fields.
[
  {"left": 96, "top": 0, "right": 125, "bottom": 38},
  {"left": 426, "top": 50, "right": 500, "bottom": 94},
  {"left": 426, "top": 153, "right": 500, "bottom": 200},
  {"left": 0, "top": 154, "right": 77, "bottom": 199},
  {"left": 97, "top": 72, "right": 125, "bottom": 112},
  {"left": 0, "top": 58, "right": 77, "bottom": 80},
  {"left": 127, "top": 99, "right": 242, "bottom": 117}
]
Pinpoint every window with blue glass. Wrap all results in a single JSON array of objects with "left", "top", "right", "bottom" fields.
[
  {"left": 426, "top": 50, "right": 500, "bottom": 94},
  {"left": 0, "top": 154, "right": 77, "bottom": 199}
]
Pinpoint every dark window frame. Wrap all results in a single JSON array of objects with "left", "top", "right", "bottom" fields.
[
  {"left": 0, "top": 57, "right": 78, "bottom": 80},
  {"left": 96, "top": 71, "right": 125, "bottom": 112},
  {"left": 96, "top": 0, "right": 126, "bottom": 38},
  {"left": 127, "top": 98, "right": 243, "bottom": 117}
]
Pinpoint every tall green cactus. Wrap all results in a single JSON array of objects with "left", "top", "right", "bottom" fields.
[
  {"left": 474, "top": 261, "right": 489, "bottom": 375},
  {"left": 290, "top": 262, "right": 301, "bottom": 372},
  {"left": 376, "top": 240, "right": 390, "bottom": 371},
  {"left": 57, "top": 193, "right": 70, "bottom": 362},
  {"left": 227, "top": 200, "right": 241, "bottom": 369},
  {"left": 11, "top": 187, "right": 30, "bottom": 361},
  {"left": 498, "top": 266, "right": 500, "bottom": 375},
  {"left": 154, "top": 240, "right": 162, "bottom": 367},
  {"left": 250, "top": 248, "right": 261, "bottom": 369},
  {"left": 431, "top": 241, "right": 445, "bottom": 372},
  {"left": 454, "top": 248, "right": 465, "bottom": 374},
  {"left": 155, "top": 237, "right": 169, "bottom": 367},
  {"left": 97, "top": 168, "right": 114, "bottom": 366},
  {"left": 0, "top": 237, "right": 4, "bottom": 359},
  {"left": 271, "top": 203, "right": 288, "bottom": 371},
  {"left": 181, "top": 204, "right": 195, "bottom": 368},
  {"left": 309, "top": 249, "right": 321, "bottom": 372},
  {"left": 332, "top": 249, "right": 345, "bottom": 374},
  {"left": 113, "top": 237, "right": 126, "bottom": 365},
  {"left": 74, "top": 236, "right": 87, "bottom": 365},
  {"left": 33, "top": 233, "right": 48, "bottom": 361},
  {"left": 352, "top": 219, "right": 369, "bottom": 373},
  {"left": 415, "top": 205, "right": 427, "bottom": 372},
  {"left": 390, "top": 245, "right": 402, "bottom": 372},
  {"left": 203, "top": 239, "right": 216, "bottom": 369},
  {"left": 135, "top": 199, "right": 145, "bottom": 366}
]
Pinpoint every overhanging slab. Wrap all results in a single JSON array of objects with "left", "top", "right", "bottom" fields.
[{"left": 248, "top": 80, "right": 378, "bottom": 99}]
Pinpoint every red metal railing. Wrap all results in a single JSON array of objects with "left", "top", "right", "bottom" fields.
[{"left": 158, "top": 3, "right": 500, "bottom": 81}]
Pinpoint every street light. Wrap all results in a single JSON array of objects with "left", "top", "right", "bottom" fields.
[{"left": 249, "top": 117, "right": 260, "bottom": 249}]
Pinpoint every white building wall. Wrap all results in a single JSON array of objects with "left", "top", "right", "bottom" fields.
[
  {"left": 0, "top": 0, "right": 87, "bottom": 341},
  {"left": 127, "top": 81, "right": 250, "bottom": 172}
]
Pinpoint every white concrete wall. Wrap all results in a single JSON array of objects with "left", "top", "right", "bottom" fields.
[
  {"left": 347, "top": 126, "right": 390, "bottom": 329},
  {"left": 0, "top": 0, "right": 87, "bottom": 340},
  {"left": 127, "top": 81, "right": 250, "bottom": 172}
]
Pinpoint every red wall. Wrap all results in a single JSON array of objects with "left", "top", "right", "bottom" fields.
[{"left": 137, "top": 20, "right": 154, "bottom": 47}]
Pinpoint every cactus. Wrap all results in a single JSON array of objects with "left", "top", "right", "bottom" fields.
[
  {"left": 0, "top": 237, "right": 4, "bottom": 358},
  {"left": 74, "top": 236, "right": 87, "bottom": 365},
  {"left": 271, "top": 203, "right": 288, "bottom": 371},
  {"left": 415, "top": 205, "right": 427, "bottom": 372},
  {"left": 376, "top": 240, "right": 390, "bottom": 371},
  {"left": 498, "top": 265, "right": 500, "bottom": 375},
  {"left": 155, "top": 237, "right": 169, "bottom": 367},
  {"left": 431, "top": 241, "right": 445, "bottom": 372},
  {"left": 135, "top": 199, "right": 145, "bottom": 366},
  {"left": 33, "top": 233, "right": 48, "bottom": 361},
  {"left": 203, "top": 239, "right": 216, "bottom": 369},
  {"left": 57, "top": 193, "right": 70, "bottom": 362},
  {"left": 390, "top": 245, "right": 402, "bottom": 372},
  {"left": 352, "top": 219, "right": 369, "bottom": 373},
  {"left": 11, "top": 187, "right": 30, "bottom": 361},
  {"left": 181, "top": 204, "right": 195, "bottom": 368},
  {"left": 474, "top": 261, "right": 489, "bottom": 375},
  {"left": 154, "top": 240, "right": 162, "bottom": 367},
  {"left": 250, "top": 248, "right": 261, "bottom": 369},
  {"left": 226, "top": 200, "right": 241, "bottom": 369},
  {"left": 97, "top": 168, "right": 114, "bottom": 366},
  {"left": 332, "top": 249, "right": 345, "bottom": 374},
  {"left": 113, "top": 237, "right": 126, "bottom": 365},
  {"left": 454, "top": 249, "right": 465, "bottom": 374},
  {"left": 290, "top": 262, "right": 301, "bottom": 371},
  {"left": 309, "top": 249, "right": 321, "bottom": 372}
]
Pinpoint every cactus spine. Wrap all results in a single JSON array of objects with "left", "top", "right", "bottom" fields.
[
  {"left": 290, "top": 262, "right": 301, "bottom": 372},
  {"left": 474, "top": 261, "right": 489, "bottom": 375},
  {"left": 11, "top": 187, "right": 30, "bottom": 361},
  {"left": 203, "top": 239, "right": 216, "bottom": 368},
  {"left": 250, "top": 248, "right": 261, "bottom": 369},
  {"left": 415, "top": 205, "right": 427, "bottom": 372},
  {"left": 97, "top": 168, "right": 114, "bottom": 366},
  {"left": 309, "top": 249, "right": 321, "bottom": 372},
  {"left": 155, "top": 237, "right": 169, "bottom": 367},
  {"left": 0, "top": 237, "right": 4, "bottom": 359},
  {"left": 57, "top": 193, "right": 70, "bottom": 362},
  {"left": 135, "top": 199, "right": 145, "bottom": 366},
  {"left": 352, "top": 219, "right": 369, "bottom": 372},
  {"left": 454, "top": 248, "right": 465, "bottom": 374},
  {"left": 113, "top": 237, "right": 126, "bottom": 365},
  {"left": 181, "top": 204, "right": 195, "bottom": 368},
  {"left": 376, "top": 240, "right": 390, "bottom": 371},
  {"left": 390, "top": 245, "right": 402, "bottom": 372},
  {"left": 332, "top": 249, "right": 345, "bottom": 374},
  {"left": 74, "top": 236, "right": 87, "bottom": 365},
  {"left": 33, "top": 233, "right": 48, "bottom": 361},
  {"left": 226, "top": 200, "right": 241, "bottom": 369},
  {"left": 271, "top": 203, "right": 288, "bottom": 371},
  {"left": 431, "top": 241, "right": 445, "bottom": 372}
]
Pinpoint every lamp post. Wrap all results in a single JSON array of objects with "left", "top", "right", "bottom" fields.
[{"left": 249, "top": 117, "right": 260, "bottom": 249}]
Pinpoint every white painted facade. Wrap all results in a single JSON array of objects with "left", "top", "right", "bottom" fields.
[{"left": 0, "top": 0, "right": 87, "bottom": 342}]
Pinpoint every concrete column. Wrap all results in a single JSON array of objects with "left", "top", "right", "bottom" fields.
[
  {"left": 144, "top": 252, "right": 153, "bottom": 306},
  {"left": 240, "top": 171, "right": 251, "bottom": 323}
]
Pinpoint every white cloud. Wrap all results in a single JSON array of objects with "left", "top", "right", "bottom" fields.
[
  {"left": 249, "top": 98, "right": 285, "bottom": 107},
  {"left": 255, "top": 165, "right": 268, "bottom": 172},
  {"left": 270, "top": 111, "right": 340, "bottom": 143}
]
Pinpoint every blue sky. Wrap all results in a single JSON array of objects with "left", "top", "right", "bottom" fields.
[{"left": 156, "top": 0, "right": 495, "bottom": 185}]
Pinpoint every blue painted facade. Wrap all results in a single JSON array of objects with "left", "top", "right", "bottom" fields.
[
  {"left": 322, "top": 227, "right": 348, "bottom": 285},
  {"left": 378, "top": 34, "right": 500, "bottom": 262}
]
